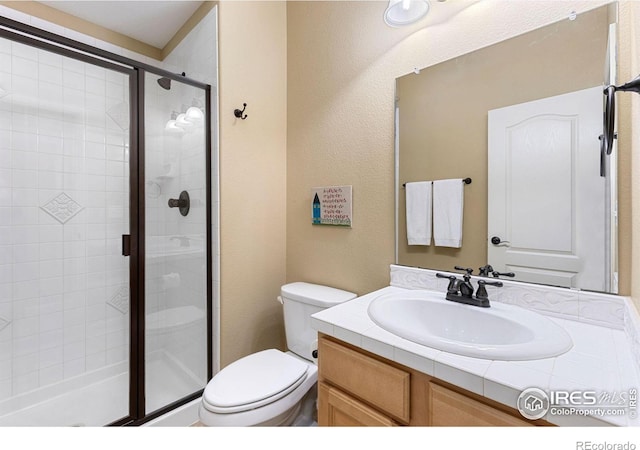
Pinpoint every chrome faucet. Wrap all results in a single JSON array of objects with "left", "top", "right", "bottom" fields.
[{"left": 436, "top": 266, "right": 503, "bottom": 308}]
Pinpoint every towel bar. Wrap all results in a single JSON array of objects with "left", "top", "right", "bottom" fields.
[{"left": 402, "top": 177, "right": 471, "bottom": 188}]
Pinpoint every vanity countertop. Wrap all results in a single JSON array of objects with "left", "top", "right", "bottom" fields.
[{"left": 311, "top": 286, "right": 640, "bottom": 427}]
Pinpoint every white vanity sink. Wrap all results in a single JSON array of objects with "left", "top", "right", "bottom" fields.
[{"left": 367, "top": 290, "right": 573, "bottom": 361}]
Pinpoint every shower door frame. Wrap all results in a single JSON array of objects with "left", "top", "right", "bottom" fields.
[{"left": 0, "top": 16, "right": 214, "bottom": 426}]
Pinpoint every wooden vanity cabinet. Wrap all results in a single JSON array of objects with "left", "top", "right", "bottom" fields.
[{"left": 317, "top": 334, "right": 544, "bottom": 427}]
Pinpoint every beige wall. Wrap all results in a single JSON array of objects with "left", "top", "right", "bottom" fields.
[
  {"left": 218, "top": 1, "right": 288, "bottom": 367},
  {"left": 287, "top": 1, "right": 398, "bottom": 296},
  {"left": 286, "top": 0, "right": 616, "bottom": 298}
]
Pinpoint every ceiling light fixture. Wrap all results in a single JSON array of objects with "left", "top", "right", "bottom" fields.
[{"left": 384, "top": 0, "right": 430, "bottom": 27}]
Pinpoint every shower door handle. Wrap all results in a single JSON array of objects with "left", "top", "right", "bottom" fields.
[
  {"left": 122, "top": 234, "right": 131, "bottom": 256},
  {"left": 168, "top": 191, "right": 190, "bottom": 216}
]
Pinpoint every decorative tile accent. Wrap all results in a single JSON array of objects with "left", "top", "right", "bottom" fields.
[
  {"left": 107, "top": 285, "right": 129, "bottom": 314},
  {"left": 106, "top": 102, "right": 129, "bottom": 131},
  {"left": 0, "top": 316, "right": 10, "bottom": 332},
  {"left": 624, "top": 300, "right": 640, "bottom": 379},
  {"left": 390, "top": 265, "right": 448, "bottom": 291},
  {"left": 40, "top": 192, "right": 83, "bottom": 224},
  {"left": 491, "top": 282, "right": 580, "bottom": 319},
  {"left": 579, "top": 291, "right": 625, "bottom": 330}
]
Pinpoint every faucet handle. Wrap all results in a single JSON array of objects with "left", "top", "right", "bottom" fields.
[
  {"left": 436, "top": 273, "right": 460, "bottom": 294},
  {"left": 475, "top": 279, "right": 503, "bottom": 300},
  {"left": 478, "top": 280, "right": 503, "bottom": 288},
  {"left": 492, "top": 271, "right": 515, "bottom": 278},
  {"left": 454, "top": 266, "right": 474, "bottom": 281}
]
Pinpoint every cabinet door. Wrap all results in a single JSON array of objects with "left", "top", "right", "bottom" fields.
[
  {"left": 429, "top": 382, "right": 533, "bottom": 426},
  {"left": 319, "top": 337, "right": 410, "bottom": 422},
  {"left": 318, "top": 383, "right": 398, "bottom": 426}
]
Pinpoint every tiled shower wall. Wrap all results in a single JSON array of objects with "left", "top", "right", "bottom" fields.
[{"left": 0, "top": 37, "right": 131, "bottom": 399}]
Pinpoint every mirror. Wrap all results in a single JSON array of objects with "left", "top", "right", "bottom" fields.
[{"left": 396, "top": 4, "right": 622, "bottom": 293}]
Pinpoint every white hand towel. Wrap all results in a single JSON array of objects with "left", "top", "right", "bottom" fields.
[
  {"left": 405, "top": 181, "right": 432, "bottom": 245},
  {"left": 433, "top": 179, "right": 464, "bottom": 248}
]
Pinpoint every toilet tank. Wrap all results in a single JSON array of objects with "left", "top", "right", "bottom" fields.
[{"left": 280, "top": 282, "right": 356, "bottom": 362}]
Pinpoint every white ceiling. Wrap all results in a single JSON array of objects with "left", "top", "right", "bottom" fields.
[
  {"left": 36, "top": 0, "right": 482, "bottom": 50},
  {"left": 39, "top": 1, "right": 204, "bottom": 48}
]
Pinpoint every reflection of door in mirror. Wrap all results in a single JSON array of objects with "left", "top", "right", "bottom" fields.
[{"left": 487, "top": 87, "right": 607, "bottom": 292}]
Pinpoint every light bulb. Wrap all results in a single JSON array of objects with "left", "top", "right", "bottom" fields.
[
  {"left": 384, "top": 0, "right": 430, "bottom": 27},
  {"left": 176, "top": 113, "right": 194, "bottom": 129},
  {"left": 165, "top": 111, "right": 183, "bottom": 133},
  {"left": 185, "top": 106, "right": 204, "bottom": 123}
]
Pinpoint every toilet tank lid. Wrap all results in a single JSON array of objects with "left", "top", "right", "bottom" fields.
[{"left": 281, "top": 282, "right": 357, "bottom": 308}]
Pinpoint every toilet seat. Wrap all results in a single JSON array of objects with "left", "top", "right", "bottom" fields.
[{"left": 202, "top": 349, "right": 309, "bottom": 414}]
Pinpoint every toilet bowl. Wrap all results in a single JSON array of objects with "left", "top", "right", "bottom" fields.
[
  {"left": 199, "top": 350, "right": 317, "bottom": 426},
  {"left": 198, "top": 282, "right": 356, "bottom": 426}
]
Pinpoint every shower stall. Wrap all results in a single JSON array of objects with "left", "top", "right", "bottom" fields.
[{"left": 0, "top": 15, "right": 214, "bottom": 426}]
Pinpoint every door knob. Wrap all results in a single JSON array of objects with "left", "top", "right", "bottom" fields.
[{"left": 490, "top": 236, "right": 510, "bottom": 246}]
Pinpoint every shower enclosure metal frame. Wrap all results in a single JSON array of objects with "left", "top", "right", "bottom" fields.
[{"left": 0, "top": 16, "right": 214, "bottom": 426}]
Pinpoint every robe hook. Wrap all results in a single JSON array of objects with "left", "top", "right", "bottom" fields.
[{"left": 234, "top": 103, "right": 248, "bottom": 120}]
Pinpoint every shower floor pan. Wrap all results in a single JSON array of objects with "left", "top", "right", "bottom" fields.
[{"left": 0, "top": 352, "right": 203, "bottom": 426}]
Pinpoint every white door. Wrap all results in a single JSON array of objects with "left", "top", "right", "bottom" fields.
[{"left": 487, "top": 86, "right": 605, "bottom": 291}]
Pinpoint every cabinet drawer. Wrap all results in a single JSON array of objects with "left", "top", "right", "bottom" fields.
[
  {"left": 429, "top": 382, "right": 533, "bottom": 426},
  {"left": 319, "top": 337, "right": 410, "bottom": 422},
  {"left": 318, "top": 383, "right": 398, "bottom": 426}
]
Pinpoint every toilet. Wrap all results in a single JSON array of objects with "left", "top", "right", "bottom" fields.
[{"left": 198, "top": 282, "right": 357, "bottom": 426}]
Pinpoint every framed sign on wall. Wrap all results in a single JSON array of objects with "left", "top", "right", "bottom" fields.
[{"left": 311, "top": 185, "right": 352, "bottom": 227}]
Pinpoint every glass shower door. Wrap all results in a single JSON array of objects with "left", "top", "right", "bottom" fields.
[
  {"left": 0, "top": 36, "right": 132, "bottom": 426},
  {"left": 144, "top": 72, "right": 208, "bottom": 414}
]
